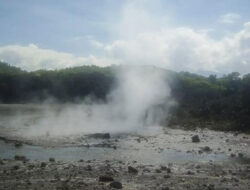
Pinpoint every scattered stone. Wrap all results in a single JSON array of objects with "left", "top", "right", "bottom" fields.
[
  {"left": 192, "top": 135, "right": 200, "bottom": 143},
  {"left": 202, "top": 146, "right": 212, "bottom": 152},
  {"left": 14, "top": 142, "right": 23, "bottom": 148},
  {"left": 166, "top": 168, "right": 171, "bottom": 173},
  {"left": 12, "top": 165, "right": 19, "bottom": 170},
  {"left": 89, "top": 133, "right": 110, "bottom": 139},
  {"left": 208, "top": 184, "right": 215, "bottom": 190},
  {"left": 14, "top": 155, "right": 27, "bottom": 161},
  {"left": 232, "top": 177, "right": 239, "bottom": 182},
  {"left": 128, "top": 166, "right": 138, "bottom": 174},
  {"left": 28, "top": 164, "right": 35, "bottom": 170},
  {"left": 49, "top": 157, "right": 55, "bottom": 162},
  {"left": 233, "top": 132, "right": 239, "bottom": 136},
  {"left": 163, "top": 174, "right": 171, "bottom": 179},
  {"left": 110, "top": 181, "right": 122, "bottom": 189},
  {"left": 187, "top": 170, "right": 194, "bottom": 175},
  {"left": 230, "top": 153, "right": 236, "bottom": 157},
  {"left": 221, "top": 178, "right": 227, "bottom": 183},
  {"left": 99, "top": 175, "right": 114, "bottom": 182},
  {"left": 143, "top": 168, "right": 151, "bottom": 172},
  {"left": 195, "top": 165, "right": 201, "bottom": 169},
  {"left": 162, "top": 187, "right": 170, "bottom": 190},
  {"left": 40, "top": 162, "right": 47, "bottom": 168},
  {"left": 160, "top": 166, "right": 167, "bottom": 170},
  {"left": 155, "top": 169, "right": 161, "bottom": 173},
  {"left": 86, "top": 165, "right": 92, "bottom": 171},
  {"left": 26, "top": 179, "right": 31, "bottom": 185},
  {"left": 238, "top": 153, "right": 244, "bottom": 158}
]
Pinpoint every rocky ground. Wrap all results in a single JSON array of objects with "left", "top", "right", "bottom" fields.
[
  {"left": 0, "top": 157, "right": 250, "bottom": 190},
  {"left": 0, "top": 127, "right": 250, "bottom": 189}
]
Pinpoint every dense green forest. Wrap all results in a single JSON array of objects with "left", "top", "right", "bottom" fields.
[{"left": 0, "top": 61, "right": 249, "bottom": 132}]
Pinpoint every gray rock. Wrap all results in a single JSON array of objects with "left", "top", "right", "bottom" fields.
[
  {"left": 160, "top": 166, "right": 167, "bottom": 170},
  {"left": 238, "top": 153, "right": 244, "bottom": 158},
  {"left": 166, "top": 167, "right": 171, "bottom": 173},
  {"left": 86, "top": 165, "right": 92, "bottom": 171},
  {"left": 208, "top": 184, "right": 215, "bottom": 190},
  {"left": 14, "top": 142, "right": 23, "bottom": 148},
  {"left": 201, "top": 146, "right": 212, "bottom": 152},
  {"left": 40, "top": 162, "right": 47, "bottom": 168},
  {"left": 187, "top": 170, "right": 194, "bottom": 175},
  {"left": 110, "top": 181, "right": 122, "bottom": 189},
  {"left": 99, "top": 175, "right": 114, "bottom": 182},
  {"left": 230, "top": 153, "right": 236, "bottom": 157},
  {"left": 49, "top": 157, "right": 55, "bottom": 162},
  {"left": 12, "top": 165, "right": 19, "bottom": 170},
  {"left": 195, "top": 165, "right": 201, "bottom": 169},
  {"left": 155, "top": 169, "right": 161, "bottom": 173},
  {"left": 88, "top": 133, "right": 110, "bottom": 139},
  {"left": 28, "top": 164, "right": 35, "bottom": 170},
  {"left": 14, "top": 155, "right": 27, "bottom": 161},
  {"left": 162, "top": 187, "right": 169, "bottom": 190},
  {"left": 128, "top": 166, "right": 138, "bottom": 174},
  {"left": 163, "top": 174, "right": 171, "bottom": 179},
  {"left": 192, "top": 135, "right": 200, "bottom": 143}
]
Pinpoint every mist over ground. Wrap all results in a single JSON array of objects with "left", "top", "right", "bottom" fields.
[{"left": 22, "top": 66, "right": 174, "bottom": 137}]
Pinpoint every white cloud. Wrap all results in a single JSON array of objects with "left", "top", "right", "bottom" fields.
[
  {"left": 0, "top": 44, "right": 114, "bottom": 71},
  {"left": 89, "top": 39, "right": 104, "bottom": 48},
  {"left": 103, "top": 22, "right": 250, "bottom": 74},
  {"left": 219, "top": 13, "right": 241, "bottom": 24},
  {"left": 1, "top": 23, "right": 250, "bottom": 74},
  {"left": 244, "top": 22, "right": 250, "bottom": 29}
]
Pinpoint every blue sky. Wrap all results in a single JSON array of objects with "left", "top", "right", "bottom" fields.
[{"left": 1, "top": 0, "right": 250, "bottom": 73}]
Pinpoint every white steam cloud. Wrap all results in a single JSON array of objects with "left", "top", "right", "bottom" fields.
[{"left": 25, "top": 66, "right": 173, "bottom": 137}]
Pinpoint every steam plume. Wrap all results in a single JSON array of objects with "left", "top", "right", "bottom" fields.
[{"left": 26, "top": 66, "right": 173, "bottom": 137}]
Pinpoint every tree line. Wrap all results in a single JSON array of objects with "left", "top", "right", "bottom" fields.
[{"left": 0, "top": 61, "right": 249, "bottom": 132}]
